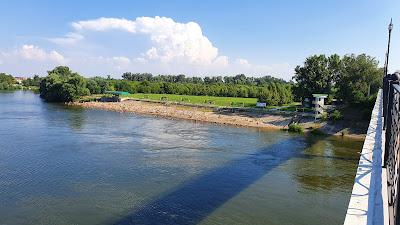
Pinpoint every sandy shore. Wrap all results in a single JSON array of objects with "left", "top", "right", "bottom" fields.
[
  {"left": 72, "top": 100, "right": 291, "bottom": 130},
  {"left": 71, "top": 100, "right": 366, "bottom": 139}
]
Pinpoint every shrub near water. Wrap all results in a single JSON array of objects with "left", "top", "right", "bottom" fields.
[
  {"left": 288, "top": 124, "right": 304, "bottom": 133},
  {"left": 330, "top": 110, "right": 342, "bottom": 121},
  {"left": 39, "top": 66, "right": 90, "bottom": 102}
]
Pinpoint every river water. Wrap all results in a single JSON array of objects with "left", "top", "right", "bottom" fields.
[{"left": 0, "top": 91, "right": 363, "bottom": 225}]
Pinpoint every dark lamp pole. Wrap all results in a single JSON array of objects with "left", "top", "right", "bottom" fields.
[{"left": 385, "top": 18, "right": 393, "bottom": 76}]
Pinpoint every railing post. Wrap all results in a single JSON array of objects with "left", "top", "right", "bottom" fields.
[
  {"left": 384, "top": 73, "right": 400, "bottom": 225},
  {"left": 384, "top": 74, "right": 390, "bottom": 128}
]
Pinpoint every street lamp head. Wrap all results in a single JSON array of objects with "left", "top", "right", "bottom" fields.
[{"left": 389, "top": 18, "right": 393, "bottom": 31}]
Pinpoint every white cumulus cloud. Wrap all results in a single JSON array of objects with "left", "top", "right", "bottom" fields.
[
  {"left": 64, "top": 16, "right": 219, "bottom": 65},
  {"left": 0, "top": 45, "right": 66, "bottom": 75},
  {"left": 17, "top": 45, "right": 65, "bottom": 63}
]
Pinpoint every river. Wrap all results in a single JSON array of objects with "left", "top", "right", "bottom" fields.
[{"left": 0, "top": 91, "right": 363, "bottom": 225}]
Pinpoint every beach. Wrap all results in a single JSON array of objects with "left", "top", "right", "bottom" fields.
[
  {"left": 72, "top": 99, "right": 366, "bottom": 139},
  {"left": 72, "top": 100, "right": 292, "bottom": 130}
]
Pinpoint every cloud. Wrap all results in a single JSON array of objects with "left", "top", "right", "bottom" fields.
[
  {"left": 0, "top": 45, "right": 66, "bottom": 75},
  {"left": 214, "top": 56, "right": 229, "bottom": 67},
  {"left": 235, "top": 58, "right": 250, "bottom": 66},
  {"left": 62, "top": 16, "right": 219, "bottom": 65},
  {"left": 48, "top": 32, "right": 84, "bottom": 46},
  {"left": 17, "top": 45, "right": 65, "bottom": 63},
  {"left": 72, "top": 17, "right": 136, "bottom": 32}
]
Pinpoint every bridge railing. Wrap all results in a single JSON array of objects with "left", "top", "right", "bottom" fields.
[
  {"left": 344, "top": 89, "right": 386, "bottom": 225},
  {"left": 383, "top": 74, "right": 400, "bottom": 225}
]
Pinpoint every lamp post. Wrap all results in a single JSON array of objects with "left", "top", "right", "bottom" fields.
[{"left": 385, "top": 18, "right": 393, "bottom": 76}]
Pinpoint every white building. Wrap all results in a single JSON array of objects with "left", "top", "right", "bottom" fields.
[{"left": 303, "top": 94, "right": 328, "bottom": 118}]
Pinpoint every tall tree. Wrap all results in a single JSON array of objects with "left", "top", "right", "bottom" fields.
[
  {"left": 293, "top": 54, "right": 340, "bottom": 99},
  {"left": 336, "top": 54, "right": 382, "bottom": 104}
]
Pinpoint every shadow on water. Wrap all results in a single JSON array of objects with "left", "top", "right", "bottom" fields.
[{"left": 109, "top": 135, "right": 311, "bottom": 225}]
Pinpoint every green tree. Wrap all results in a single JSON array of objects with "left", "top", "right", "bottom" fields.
[
  {"left": 0, "top": 73, "right": 18, "bottom": 90},
  {"left": 22, "top": 75, "right": 41, "bottom": 87},
  {"left": 39, "top": 66, "right": 90, "bottom": 102},
  {"left": 293, "top": 54, "right": 340, "bottom": 99},
  {"left": 336, "top": 54, "right": 382, "bottom": 104},
  {"left": 86, "top": 79, "right": 101, "bottom": 94}
]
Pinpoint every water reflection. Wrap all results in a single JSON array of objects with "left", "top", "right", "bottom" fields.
[
  {"left": 66, "top": 106, "right": 87, "bottom": 131},
  {"left": 291, "top": 135, "right": 362, "bottom": 192}
]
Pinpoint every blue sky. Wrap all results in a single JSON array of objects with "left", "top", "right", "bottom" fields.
[{"left": 0, "top": 0, "right": 398, "bottom": 80}]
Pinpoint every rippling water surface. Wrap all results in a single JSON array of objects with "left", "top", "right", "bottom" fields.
[{"left": 0, "top": 91, "right": 363, "bottom": 225}]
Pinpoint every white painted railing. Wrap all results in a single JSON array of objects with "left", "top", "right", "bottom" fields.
[{"left": 343, "top": 90, "right": 389, "bottom": 225}]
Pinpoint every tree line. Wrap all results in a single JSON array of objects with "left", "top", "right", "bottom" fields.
[
  {"left": 37, "top": 66, "right": 293, "bottom": 104},
  {"left": 121, "top": 72, "right": 287, "bottom": 85}
]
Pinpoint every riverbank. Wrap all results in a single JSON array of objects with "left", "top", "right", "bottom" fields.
[
  {"left": 72, "top": 100, "right": 286, "bottom": 129},
  {"left": 72, "top": 100, "right": 367, "bottom": 139}
]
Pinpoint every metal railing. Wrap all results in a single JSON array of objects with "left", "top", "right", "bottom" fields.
[{"left": 383, "top": 73, "right": 400, "bottom": 225}]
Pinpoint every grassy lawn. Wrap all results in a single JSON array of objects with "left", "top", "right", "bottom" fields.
[
  {"left": 80, "top": 93, "right": 302, "bottom": 109},
  {"left": 127, "top": 93, "right": 258, "bottom": 107}
]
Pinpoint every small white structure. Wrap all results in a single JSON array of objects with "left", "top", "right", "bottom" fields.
[
  {"left": 303, "top": 94, "right": 328, "bottom": 118},
  {"left": 256, "top": 102, "right": 267, "bottom": 107}
]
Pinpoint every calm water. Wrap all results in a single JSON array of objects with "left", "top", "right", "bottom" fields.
[{"left": 0, "top": 91, "right": 363, "bottom": 225}]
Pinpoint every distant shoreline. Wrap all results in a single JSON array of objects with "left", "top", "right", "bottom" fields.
[{"left": 71, "top": 100, "right": 366, "bottom": 140}]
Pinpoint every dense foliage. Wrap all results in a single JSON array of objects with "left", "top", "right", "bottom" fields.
[
  {"left": 90, "top": 77, "right": 293, "bottom": 105},
  {"left": 336, "top": 54, "right": 382, "bottom": 104},
  {"left": 0, "top": 73, "right": 18, "bottom": 90},
  {"left": 293, "top": 54, "right": 340, "bottom": 100},
  {"left": 36, "top": 66, "right": 293, "bottom": 104},
  {"left": 293, "top": 54, "right": 382, "bottom": 104},
  {"left": 39, "top": 66, "right": 90, "bottom": 102},
  {"left": 22, "top": 75, "right": 42, "bottom": 87},
  {"left": 122, "top": 73, "right": 287, "bottom": 85}
]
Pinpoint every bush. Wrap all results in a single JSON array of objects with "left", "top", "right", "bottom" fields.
[
  {"left": 39, "top": 66, "right": 90, "bottom": 102},
  {"left": 330, "top": 110, "right": 342, "bottom": 121},
  {"left": 320, "top": 112, "right": 328, "bottom": 121},
  {"left": 288, "top": 124, "right": 304, "bottom": 133}
]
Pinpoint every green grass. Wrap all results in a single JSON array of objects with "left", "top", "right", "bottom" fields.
[{"left": 126, "top": 93, "right": 258, "bottom": 107}]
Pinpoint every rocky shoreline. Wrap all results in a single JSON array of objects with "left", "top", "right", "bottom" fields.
[{"left": 71, "top": 100, "right": 366, "bottom": 139}]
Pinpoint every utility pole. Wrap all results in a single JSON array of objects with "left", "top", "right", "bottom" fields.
[{"left": 384, "top": 18, "right": 393, "bottom": 76}]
